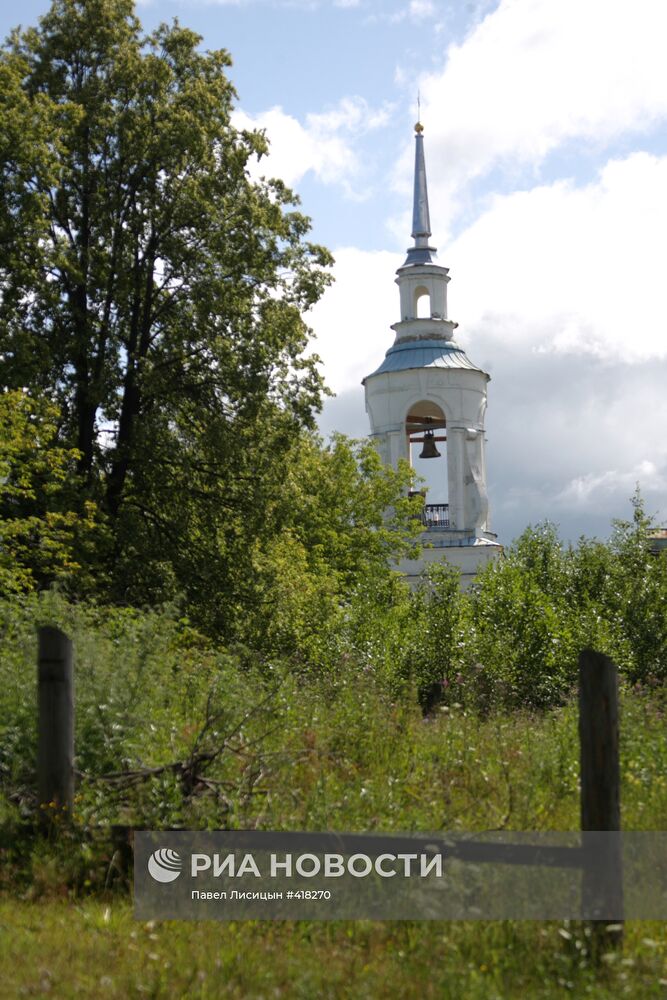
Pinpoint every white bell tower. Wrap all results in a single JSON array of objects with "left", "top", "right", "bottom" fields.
[{"left": 362, "top": 122, "right": 502, "bottom": 587}]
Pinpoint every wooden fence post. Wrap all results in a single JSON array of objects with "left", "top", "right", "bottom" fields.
[
  {"left": 578, "top": 647, "right": 623, "bottom": 952},
  {"left": 37, "top": 626, "right": 74, "bottom": 818}
]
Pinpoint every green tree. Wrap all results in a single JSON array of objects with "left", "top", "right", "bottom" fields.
[
  {"left": 232, "top": 435, "right": 422, "bottom": 665},
  {"left": 606, "top": 490, "right": 667, "bottom": 682},
  {"left": 394, "top": 561, "right": 466, "bottom": 712},
  {"left": 0, "top": 0, "right": 332, "bottom": 612},
  {"left": 468, "top": 525, "right": 579, "bottom": 708},
  {"left": 0, "top": 389, "right": 101, "bottom": 595}
]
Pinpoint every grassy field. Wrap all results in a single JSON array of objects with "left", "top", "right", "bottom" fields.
[
  {"left": 2, "top": 900, "right": 667, "bottom": 998},
  {"left": 3, "top": 689, "right": 667, "bottom": 998},
  {"left": 3, "top": 597, "right": 667, "bottom": 997}
]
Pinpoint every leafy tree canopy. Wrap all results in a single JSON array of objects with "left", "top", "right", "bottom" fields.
[
  {"left": 0, "top": 389, "right": 101, "bottom": 595},
  {"left": 0, "top": 0, "right": 340, "bottom": 618}
]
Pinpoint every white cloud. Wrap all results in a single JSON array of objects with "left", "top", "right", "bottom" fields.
[
  {"left": 406, "top": 0, "right": 667, "bottom": 222},
  {"left": 307, "top": 247, "right": 402, "bottom": 393},
  {"left": 308, "top": 96, "right": 392, "bottom": 134},
  {"left": 557, "top": 462, "right": 667, "bottom": 506},
  {"left": 233, "top": 107, "right": 355, "bottom": 189},
  {"left": 269, "top": 0, "right": 667, "bottom": 538},
  {"left": 314, "top": 150, "right": 667, "bottom": 402},
  {"left": 233, "top": 96, "right": 392, "bottom": 193},
  {"left": 310, "top": 147, "right": 667, "bottom": 538},
  {"left": 449, "top": 151, "right": 667, "bottom": 363},
  {"left": 408, "top": 0, "right": 436, "bottom": 18},
  {"left": 389, "top": 0, "right": 438, "bottom": 22}
]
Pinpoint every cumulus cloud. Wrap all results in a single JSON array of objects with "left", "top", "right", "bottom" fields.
[
  {"left": 401, "top": 0, "right": 667, "bottom": 228},
  {"left": 229, "top": 0, "right": 667, "bottom": 541},
  {"left": 482, "top": 349, "right": 667, "bottom": 540},
  {"left": 233, "top": 97, "right": 392, "bottom": 194},
  {"left": 307, "top": 247, "right": 402, "bottom": 393},
  {"left": 311, "top": 146, "right": 667, "bottom": 540},
  {"left": 447, "top": 153, "right": 667, "bottom": 362},
  {"left": 314, "top": 150, "right": 667, "bottom": 392},
  {"left": 448, "top": 151, "right": 667, "bottom": 363}
]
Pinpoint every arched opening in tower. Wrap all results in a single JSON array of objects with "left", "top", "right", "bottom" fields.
[
  {"left": 414, "top": 287, "right": 431, "bottom": 318},
  {"left": 405, "top": 401, "right": 448, "bottom": 527}
]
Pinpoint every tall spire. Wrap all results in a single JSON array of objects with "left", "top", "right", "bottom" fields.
[
  {"left": 411, "top": 121, "right": 431, "bottom": 240},
  {"left": 404, "top": 121, "right": 437, "bottom": 266}
]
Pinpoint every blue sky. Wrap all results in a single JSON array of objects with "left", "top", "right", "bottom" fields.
[
  {"left": 4, "top": 0, "right": 667, "bottom": 544},
  {"left": 4, "top": 0, "right": 477, "bottom": 252}
]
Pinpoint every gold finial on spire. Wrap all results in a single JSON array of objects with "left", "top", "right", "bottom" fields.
[{"left": 415, "top": 90, "right": 423, "bottom": 133}]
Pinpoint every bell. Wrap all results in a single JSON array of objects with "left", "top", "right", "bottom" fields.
[{"left": 419, "top": 429, "right": 441, "bottom": 459}]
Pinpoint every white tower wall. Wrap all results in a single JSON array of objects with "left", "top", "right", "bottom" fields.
[
  {"left": 365, "top": 367, "right": 491, "bottom": 534},
  {"left": 362, "top": 123, "right": 502, "bottom": 587}
]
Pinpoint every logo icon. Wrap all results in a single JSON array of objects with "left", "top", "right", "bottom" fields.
[{"left": 148, "top": 848, "right": 183, "bottom": 883}]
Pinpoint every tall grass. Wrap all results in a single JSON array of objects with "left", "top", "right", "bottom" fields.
[{"left": 2, "top": 591, "right": 667, "bottom": 892}]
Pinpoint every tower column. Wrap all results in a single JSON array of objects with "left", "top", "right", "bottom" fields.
[
  {"left": 389, "top": 430, "right": 409, "bottom": 466},
  {"left": 446, "top": 426, "right": 466, "bottom": 530}
]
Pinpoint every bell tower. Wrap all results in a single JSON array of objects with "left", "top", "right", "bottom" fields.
[{"left": 362, "top": 122, "right": 502, "bottom": 586}]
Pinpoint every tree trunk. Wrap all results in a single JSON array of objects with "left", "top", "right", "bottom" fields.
[{"left": 106, "top": 371, "right": 140, "bottom": 517}]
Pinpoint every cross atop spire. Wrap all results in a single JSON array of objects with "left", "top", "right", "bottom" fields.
[{"left": 404, "top": 121, "right": 437, "bottom": 266}]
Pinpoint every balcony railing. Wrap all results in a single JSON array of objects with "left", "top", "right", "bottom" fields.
[
  {"left": 422, "top": 503, "right": 449, "bottom": 529},
  {"left": 407, "top": 492, "right": 451, "bottom": 529}
]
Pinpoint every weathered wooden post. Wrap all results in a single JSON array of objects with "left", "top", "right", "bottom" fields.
[
  {"left": 37, "top": 626, "right": 74, "bottom": 818},
  {"left": 578, "top": 647, "right": 623, "bottom": 952}
]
